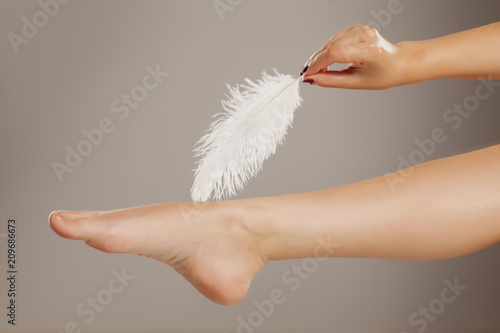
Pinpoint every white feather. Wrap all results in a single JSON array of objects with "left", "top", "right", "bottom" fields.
[{"left": 191, "top": 69, "right": 302, "bottom": 201}]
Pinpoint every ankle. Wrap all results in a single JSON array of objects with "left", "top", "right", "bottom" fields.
[{"left": 216, "top": 200, "right": 273, "bottom": 261}]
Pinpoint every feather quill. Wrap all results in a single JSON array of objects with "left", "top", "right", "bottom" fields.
[{"left": 191, "top": 69, "right": 302, "bottom": 201}]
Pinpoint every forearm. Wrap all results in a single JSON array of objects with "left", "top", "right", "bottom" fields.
[
  {"left": 230, "top": 145, "right": 500, "bottom": 261},
  {"left": 400, "top": 22, "right": 500, "bottom": 84}
]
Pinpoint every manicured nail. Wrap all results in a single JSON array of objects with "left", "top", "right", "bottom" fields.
[
  {"left": 300, "top": 65, "right": 309, "bottom": 76},
  {"left": 302, "top": 79, "right": 314, "bottom": 84}
]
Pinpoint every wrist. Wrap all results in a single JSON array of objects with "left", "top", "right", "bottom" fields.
[{"left": 396, "top": 40, "right": 434, "bottom": 86}]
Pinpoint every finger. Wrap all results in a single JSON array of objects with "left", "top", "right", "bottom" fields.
[
  {"left": 304, "top": 33, "right": 358, "bottom": 69},
  {"left": 301, "top": 44, "right": 328, "bottom": 74},
  {"left": 305, "top": 43, "right": 367, "bottom": 76},
  {"left": 304, "top": 32, "right": 368, "bottom": 74},
  {"left": 300, "top": 23, "right": 370, "bottom": 74}
]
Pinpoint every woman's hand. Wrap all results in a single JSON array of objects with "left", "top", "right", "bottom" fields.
[
  {"left": 301, "top": 23, "right": 406, "bottom": 90},
  {"left": 301, "top": 22, "right": 500, "bottom": 90}
]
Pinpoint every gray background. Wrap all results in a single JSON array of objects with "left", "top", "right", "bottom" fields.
[{"left": 1, "top": 0, "right": 499, "bottom": 332}]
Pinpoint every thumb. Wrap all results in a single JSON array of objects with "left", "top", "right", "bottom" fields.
[{"left": 304, "top": 71, "right": 361, "bottom": 89}]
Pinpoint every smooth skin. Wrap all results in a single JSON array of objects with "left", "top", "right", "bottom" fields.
[
  {"left": 301, "top": 22, "right": 500, "bottom": 88},
  {"left": 50, "top": 23, "right": 500, "bottom": 305}
]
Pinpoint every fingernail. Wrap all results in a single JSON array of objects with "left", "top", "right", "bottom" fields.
[
  {"left": 302, "top": 79, "right": 314, "bottom": 84},
  {"left": 300, "top": 65, "right": 309, "bottom": 76}
]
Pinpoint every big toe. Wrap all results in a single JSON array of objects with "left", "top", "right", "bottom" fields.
[
  {"left": 49, "top": 210, "right": 137, "bottom": 254},
  {"left": 49, "top": 210, "right": 101, "bottom": 241}
]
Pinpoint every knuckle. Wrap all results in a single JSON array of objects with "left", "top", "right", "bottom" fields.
[
  {"left": 326, "top": 45, "right": 339, "bottom": 59},
  {"left": 365, "top": 27, "right": 378, "bottom": 36}
]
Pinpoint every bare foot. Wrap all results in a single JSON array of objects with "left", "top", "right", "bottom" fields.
[{"left": 48, "top": 201, "right": 268, "bottom": 305}]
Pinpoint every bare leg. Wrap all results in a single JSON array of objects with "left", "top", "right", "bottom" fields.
[{"left": 49, "top": 144, "right": 500, "bottom": 305}]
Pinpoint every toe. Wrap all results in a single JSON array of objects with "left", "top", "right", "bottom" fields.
[
  {"left": 49, "top": 210, "right": 102, "bottom": 241},
  {"left": 49, "top": 210, "right": 136, "bottom": 254}
]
